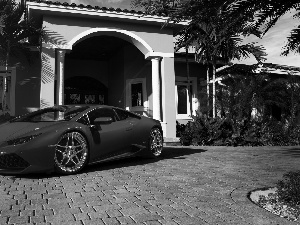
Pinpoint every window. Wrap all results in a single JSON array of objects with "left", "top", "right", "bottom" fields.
[
  {"left": 113, "top": 108, "right": 141, "bottom": 120},
  {"left": 175, "top": 77, "right": 198, "bottom": 119},
  {"left": 126, "top": 78, "right": 147, "bottom": 112},
  {"left": 87, "top": 108, "right": 117, "bottom": 125},
  {"left": 12, "top": 106, "right": 89, "bottom": 122},
  {"left": 177, "top": 85, "right": 190, "bottom": 115},
  {"left": 131, "top": 83, "right": 143, "bottom": 107}
]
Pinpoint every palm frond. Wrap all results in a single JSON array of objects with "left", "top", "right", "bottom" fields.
[{"left": 282, "top": 25, "right": 300, "bottom": 56}]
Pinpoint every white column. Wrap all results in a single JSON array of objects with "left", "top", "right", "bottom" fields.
[
  {"left": 161, "top": 57, "right": 176, "bottom": 138},
  {"left": 151, "top": 57, "right": 161, "bottom": 121},
  {"left": 56, "top": 49, "right": 66, "bottom": 105}
]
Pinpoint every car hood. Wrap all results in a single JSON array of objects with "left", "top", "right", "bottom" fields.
[{"left": 0, "top": 122, "right": 57, "bottom": 142}]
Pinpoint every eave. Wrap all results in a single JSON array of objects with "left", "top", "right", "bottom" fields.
[{"left": 26, "top": 1, "right": 187, "bottom": 28}]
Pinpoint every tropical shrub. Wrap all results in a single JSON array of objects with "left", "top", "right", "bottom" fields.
[
  {"left": 176, "top": 121, "right": 186, "bottom": 137},
  {"left": 179, "top": 113, "right": 300, "bottom": 146},
  {"left": 277, "top": 171, "right": 300, "bottom": 208},
  {"left": 180, "top": 114, "right": 234, "bottom": 146}
]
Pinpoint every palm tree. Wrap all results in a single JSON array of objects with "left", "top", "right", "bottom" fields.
[
  {"left": 132, "top": 0, "right": 267, "bottom": 117},
  {"left": 171, "top": 0, "right": 266, "bottom": 117},
  {"left": 0, "top": 0, "right": 43, "bottom": 114},
  {"left": 231, "top": 0, "right": 300, "bottom": 56},
  {"left": 131, "top": 0, "right": 181, "bottom": 15}
]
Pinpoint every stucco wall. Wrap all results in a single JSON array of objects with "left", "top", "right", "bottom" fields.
[
  {"left": 37, "top": 12, "right": 177, "bottom": 138},
  {"left": 13, "top": 52, "right": 41, "bottom": 115},
  {"left": 43, "top": 15, "right": 174, "bottom": 55}
]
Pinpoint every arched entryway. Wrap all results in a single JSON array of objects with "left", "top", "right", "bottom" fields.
[
  {"left": 49, "top": 28, "right": 171, "bottom": 135},
  {"left": 64, "top": 34, "right": 143, "bottom": 108}
]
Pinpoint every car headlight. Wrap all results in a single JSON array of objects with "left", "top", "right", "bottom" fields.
[{"left": 7, "top": 133, "right": 42, "bottom": 146}]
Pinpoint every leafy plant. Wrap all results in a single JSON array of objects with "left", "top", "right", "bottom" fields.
[
  {"left": 179, "top": 112, "right": 300, "bottom": 146},
  {"left": 176, "top": 121, "right": 186, "bottom": 137},
  {"left": 0, "top": 0, "right": 44, "bottom": 114},
  {"left": 277, "top": 171, "right": 300, "bottom": 208},
  {"left": 180, "top": 113, "right": 234, "bottom": 146}
]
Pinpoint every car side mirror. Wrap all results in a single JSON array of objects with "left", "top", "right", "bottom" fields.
[{"left": 91, "top": 117, "right": 113, "bottom": 131}]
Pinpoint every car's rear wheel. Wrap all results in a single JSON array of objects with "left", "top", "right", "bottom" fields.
[
  {"left": 148, "top": 128, "right": 163, "bottom": 158},
  {"left": 54, "top": 131, "right": 89, "bottom": 175}
]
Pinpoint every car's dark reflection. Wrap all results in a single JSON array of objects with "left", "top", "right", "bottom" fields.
[{"left": 11, "top": 147, "right": 207, "bottom": 179}]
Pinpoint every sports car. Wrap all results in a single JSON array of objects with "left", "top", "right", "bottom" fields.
[{"left": 0, "top": 105, "right": 163, "bottom": 175}]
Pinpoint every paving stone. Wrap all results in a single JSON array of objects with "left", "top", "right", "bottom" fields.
[
  {"left": 0, "top": 216, "right": 8, "bottom": 224},
  {"left": 51, "top": 220, "right": 83, "bottom": 225},
  {"left": 30, "top": 215, "right": 45, "bottom": 223},
  {"left": 144, "top": 221, "right": 162, "bottom": 225},
  {"left": 19, "top": 209, "right": 34, "bottom": 216},
  {"left": 74, "top": 212, "right": 91, "bottom": 221},
  {"left": 131, "top": 213, "right": 163, "bottom": 223},
  {"left": 120, "top": 207, "right": 149, "bottom": 216},
  {"left": 0, "top": 146, "right": 300, "bottom": 225},
  {"left": 115, "top": 216, "right": 136, "bottom": 224},
  {"left": 45, "top": 213, "right": 75, "bottom": 223},
  {"left": 0, "top": 209, "right": 19, "bottom": 217},
  {"left": 53, "top": 207, "right": 81, "bottom": 215},
  {"left": 8, "top": 215, "right": 29, "bottom": 224},
  {"left": 94, "top": 204, "right": 121, "bottom": 212},
  {"left": 88, "top": 211, "right": 109, "bottom": 219},
  {"left": 102, "top": 217, "right": 121, "bottom": 225},
  {"left": 82, "top": 218, "right": 106, "bottom": 225},
  {"left": 35, "top": 209, "right": 54, "bottom": 217},
  {"left": 106, "top": 209, "right": 123, "bottom": 218}
]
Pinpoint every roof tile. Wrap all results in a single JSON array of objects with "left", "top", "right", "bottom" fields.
[{"left": 27, "top": 0, "right": 162, "bottom": 16}]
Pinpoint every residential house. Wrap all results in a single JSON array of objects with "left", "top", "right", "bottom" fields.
[{"left": 0, "top": 0, "right": 208, "bottom": 139}]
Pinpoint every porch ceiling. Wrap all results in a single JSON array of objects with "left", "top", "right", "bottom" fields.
[{"left": 66, "top": 35, "right": 130, "bottom": 61}]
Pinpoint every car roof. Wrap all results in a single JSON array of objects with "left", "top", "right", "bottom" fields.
[{"left": 63, "top": 105, "right": 128, "bottom": 111}]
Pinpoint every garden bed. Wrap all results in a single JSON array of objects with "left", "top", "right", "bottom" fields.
[{"left": 249, "top": 187, "right": 300, "bottom": 222}]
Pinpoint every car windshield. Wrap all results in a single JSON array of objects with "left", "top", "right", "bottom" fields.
[{"left": 11, "top": 106, "right": 90, "bottom": 122}]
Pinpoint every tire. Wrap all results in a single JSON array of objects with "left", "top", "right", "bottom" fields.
[
  {"left": 54, "top": 131, "right": 89, "bottom": 175},
  {"left": 147, "top": 127, "right": 163, "bottom": 158}
]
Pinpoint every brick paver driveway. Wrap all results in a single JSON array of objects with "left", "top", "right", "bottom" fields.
[{"left": 0, "top": 146, "right": 299, "bottom": 225}]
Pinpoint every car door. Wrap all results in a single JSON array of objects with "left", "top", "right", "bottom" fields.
[
  {"left": 87, "top": 107, "right": 132, "bottom": 161},
  {"left": 113, "top": 107, "right": 143, "bottom": 145}
]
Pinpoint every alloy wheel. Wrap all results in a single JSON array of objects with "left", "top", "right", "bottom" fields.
[
  {"left": 150, "top": 128, "right": 163, "bottom": 157},
  {"left": 54, "top": 132, "right": 88, "bottom": 174}
]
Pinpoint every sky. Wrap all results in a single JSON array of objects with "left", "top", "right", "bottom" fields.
[
  {"left": 23, "top": 0, "right": 299, "bottom": 67},
  {"left": 232, "top": 10, "right": 299, "bottom": 67}
]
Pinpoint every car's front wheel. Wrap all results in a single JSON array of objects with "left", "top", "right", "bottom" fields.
[
  {"left": 147, "top": 127, "right": 163, "bottom": 158},
  {"left": 54, "top": 131, "right": 89, "bottom": 175}
]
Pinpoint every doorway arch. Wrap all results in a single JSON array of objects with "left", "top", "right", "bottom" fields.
[{"left": 68, "top": 28, "right": 154, "bottom": 56}]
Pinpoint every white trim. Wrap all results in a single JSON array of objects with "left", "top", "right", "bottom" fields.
[
  {"left": 145, "top": 52, "right": 174, "bottom": 59},
  {"left": 125, "top": 78, "right": 148, "bottom": 112},
  {"left": 68, "top": 28, "right": 153, "bottom": 54},
  {"left": 27, "top": 2, "right": 188, "bottom": 25},
  {"left": 175, "top": 76, "right": 198, "bottom": 120}
]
